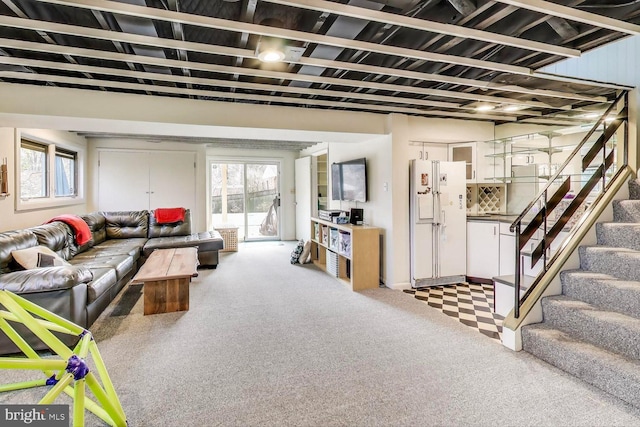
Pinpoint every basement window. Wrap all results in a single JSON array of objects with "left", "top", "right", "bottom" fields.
[{"left": 16, "top": 133, "right": 84, "bottom": 211}]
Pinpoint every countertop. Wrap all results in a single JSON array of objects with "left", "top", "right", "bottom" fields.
[{"left": 467, "top": 214, "right": 518, "bottom": 223}]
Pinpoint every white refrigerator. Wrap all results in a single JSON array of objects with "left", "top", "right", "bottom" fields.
[{"left": 410, "top": 159, "right": 467, "bottom": 288}]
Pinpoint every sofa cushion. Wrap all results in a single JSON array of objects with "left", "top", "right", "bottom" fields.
[
  {"left": 69, "top": 254, "right": 134, "bottom": 281},
  {"left": 80, "top": 212, "right": 106, "bottom": 247},
  {"left": 104, "top": 211, "right": 149, "bottom": 239},
  {"left": 148, "top": 209, "right": 192, "bottom": 238},
  {"left": 11, "top": 245, "right": 71, "bottom": 270},
  {"left": 0, "top": 266, "right": 93, "bottom": 293},
  {"left": 78, "top": 238, "right": 147, "bottom": 262},
  {"left": 0, "top": 229, "right": 38, "bottom": 274},
  {"left": 85, "top": 267, "right": 117, "bottom": 303},
  {"left": 29, "top": 222, "right": 76, "bottom": 260},
  {"left": 142, "top": 231, "right": 224, "bottom": 257}
]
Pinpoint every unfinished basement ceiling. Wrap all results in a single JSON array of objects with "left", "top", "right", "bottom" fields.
[{"left": 0, "top": 0, "right": 639, "bottom": 127}]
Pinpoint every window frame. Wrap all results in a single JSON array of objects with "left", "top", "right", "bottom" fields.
[
  {"left": 15, "top": 130, "right": 85, "bottom": 211},
  {"left": 54, "top": 146, "right": 78, "bottom": 198},
  {"left": 19, "top": 139, "right": 49, "bottom": 200}
]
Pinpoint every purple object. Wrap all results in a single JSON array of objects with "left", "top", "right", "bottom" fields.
[
  {"left": 46, "top": 374, "right": 59, "bottom": 386},
  {"left": 66, "top": 355, "right": 90, "bottom": 380}
]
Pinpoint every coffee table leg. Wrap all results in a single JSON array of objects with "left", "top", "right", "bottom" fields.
[{"left": 144, "top": 278, "right": 190, "bottom": 315}]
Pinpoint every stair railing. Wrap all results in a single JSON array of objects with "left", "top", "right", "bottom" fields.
[{"left": 510, "top": 91, "right": 630, "bottom": 319}]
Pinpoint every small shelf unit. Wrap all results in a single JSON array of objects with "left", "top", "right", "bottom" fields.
[{"left": 310, "top": 217, "right": 381, "bottom": 291}]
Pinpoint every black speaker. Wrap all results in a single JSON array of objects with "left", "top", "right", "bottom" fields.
[{"left": 350, "top": 208, "right": 363, "bottom": 225}]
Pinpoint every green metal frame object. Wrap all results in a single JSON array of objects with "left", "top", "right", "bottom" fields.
[{"left": 0, "top": 290, "right": 127, "bottom": 427}]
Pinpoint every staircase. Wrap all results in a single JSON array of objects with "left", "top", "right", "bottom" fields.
[{"left": 522, "top": 178, "right": 640, "bottom": 409}]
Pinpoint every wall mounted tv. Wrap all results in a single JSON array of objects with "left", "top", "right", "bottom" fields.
[{"left": 331, "top": 158, "right": 368, "bottom": 202}]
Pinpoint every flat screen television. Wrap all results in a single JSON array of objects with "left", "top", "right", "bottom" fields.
[{"left": 331, "top": 158, "right": 367, "bottom": 202}]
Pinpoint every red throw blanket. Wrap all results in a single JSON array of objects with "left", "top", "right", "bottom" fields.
[
  {"left": 154, "top": 207, "right": 185, "bottom": 224},
  {"left": 46, "top": 214, "right": 92, "bottom": 246}
]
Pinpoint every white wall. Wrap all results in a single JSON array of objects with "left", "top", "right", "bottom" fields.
[
  {"left": 206, "top": 146, "right": 298, "bottom": 241},
  {"left": 0, "top": 128, "right": 89, "bottom": 231}
]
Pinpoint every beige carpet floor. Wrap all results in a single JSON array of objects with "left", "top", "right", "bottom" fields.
[{"left": 2, "top": 241, "right": 640, "bottom": 426}]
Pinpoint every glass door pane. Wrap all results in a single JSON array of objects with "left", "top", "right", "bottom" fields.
[
  {"left": 246, "top": 163, "right": 279, "bottom": 240},
  {"left": 211, "top": 163, "right": 246, "bottom": 241}
]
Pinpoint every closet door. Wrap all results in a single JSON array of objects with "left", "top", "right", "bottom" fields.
[
  {"left": 98, "top": 150, "right": 150, "bottom": 211},
  {"left": 149, "top": 151, "right": 196, "bottom": 213}
]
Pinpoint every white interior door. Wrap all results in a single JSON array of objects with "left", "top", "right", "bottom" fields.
[
  {"left": 98, "top": 150, "right": 149, "bottom": 211},
  {"left": 149, "top": 152, "right": 196, "bottom": 212},
  {"left": 295, "top": 156, "right": 311, "bottom": 241}
]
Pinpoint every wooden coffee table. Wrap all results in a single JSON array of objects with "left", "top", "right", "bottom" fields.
[{"left": 131, "top": 247, "right": 199, "bottom": 315}]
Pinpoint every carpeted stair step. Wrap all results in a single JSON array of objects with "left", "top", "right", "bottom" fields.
[
  {"left": 541, "top": 295, "right": 640, "bottom": 359},
  {"left": 578, "top": 246, "right": 640, "bottom": 281},
  {"left": 628, "top": 178, "right": 640, "bottom": 200},
  {"left": 596, "top": 222, "right": 640, "bottom": 250},
  {"left": 561, "top": 270, "right": 640, "bottom": 319},
  {"left": 612, "top": 200, "right": 640, "bottom": 223},
  {"left": 522, "top": 324, "right": 640, "bottom": 410}
]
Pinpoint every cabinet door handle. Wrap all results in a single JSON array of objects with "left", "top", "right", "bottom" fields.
[
  {"left": 494, "top": 226, "right": 497, "bottom": 236},
  {"left": 472, "top": 170, "right": 476, "bottom": 179}
]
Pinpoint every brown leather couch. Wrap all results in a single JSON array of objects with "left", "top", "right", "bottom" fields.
[{"left": 0, "top": 209, "right": 223, "bottom": 354}]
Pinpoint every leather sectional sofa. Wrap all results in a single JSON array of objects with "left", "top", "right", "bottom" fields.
[{"left": 0, "top": 209, "right": 223, "bottom": 354}]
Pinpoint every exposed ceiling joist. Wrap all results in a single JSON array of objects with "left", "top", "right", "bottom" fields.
[
  {"left": 260, "top": 0, "right": 581, "bottom": 57},
  {"left": 0, "top": 56, "right": 468, "bottom": 111},
  {"left": 0, "top": 35, "right": 604, "bottom": 104},
  {"left": 0, "top": 0, "right": 635, "bottom": 128},
  {"left": 493, "top": 0, "right": 640, "bottom": 35},
  {"left": 34, "top": 0, "right": 533, "bottom": 75},
  {"left": 0, "top": 37, "right": 574, "bottom": 110}
]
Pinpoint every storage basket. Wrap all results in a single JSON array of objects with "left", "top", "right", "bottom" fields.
[{"left": 216, "top": 225, "right": 238, "bottom": 252}]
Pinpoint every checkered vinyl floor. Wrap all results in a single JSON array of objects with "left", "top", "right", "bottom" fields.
[{"left": 404, "top": 283, "right": 504, "bottom": 343}]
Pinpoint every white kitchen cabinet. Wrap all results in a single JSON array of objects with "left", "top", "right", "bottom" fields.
[
  {"left": 451, "top": 141, "right": 506, "bottom": 184},
  {"left": 467, "top": 220, "right": 499, "bottom": 281},
  {"left": 413, "top": 142, "right": 449, "bottom": 162},
  {"left": 450, "top": 142, "right": 476, "bottom": 183},
  {"left": 499, "top": 222, "right": 515, "bottom": 276}
]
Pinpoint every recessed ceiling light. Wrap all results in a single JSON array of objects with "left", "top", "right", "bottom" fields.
[
  {"left": 504, "top": 105, "right": 524, "bottom": 112},
  {"left": 475, "top": 104, "right": 495, "bottom": 112},
  {"left": 258, "top": 49, "right": 286, "bottom": 63},
  {"left": 256, "top": 37, "right": 286, "bottom": 63}
]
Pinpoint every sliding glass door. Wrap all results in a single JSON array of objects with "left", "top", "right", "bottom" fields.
[{"left": 210, "top": 161, "right": 280, "bottom": 241}]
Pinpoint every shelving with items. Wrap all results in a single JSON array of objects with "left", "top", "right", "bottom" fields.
[
  {"left": 466, "top": 184, "right": 506, "bottom": 215},
  {"left": 309, "top": 217, "right": 381, "bottom": 291},
  {"left": 329, "top": 228, "right": 339, "bottom": 251}
]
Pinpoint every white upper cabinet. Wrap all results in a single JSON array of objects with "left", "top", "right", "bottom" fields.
[
  {"left": 450, "top": 141, "right": 503, "bottom": 184},
  {"left": 449, "top": 142, "right": 476, "bottom": 183}
]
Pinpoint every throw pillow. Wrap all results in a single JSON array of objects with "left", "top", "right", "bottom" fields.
[
  {"left": 300, "top": 240, "right": 311, "bottom": 264},
  {"left": 290, "top": 239, "right": 305, "bottom": 264},
  {"left": 11, "top": 246, "right": 71, "bottom": 270}
]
